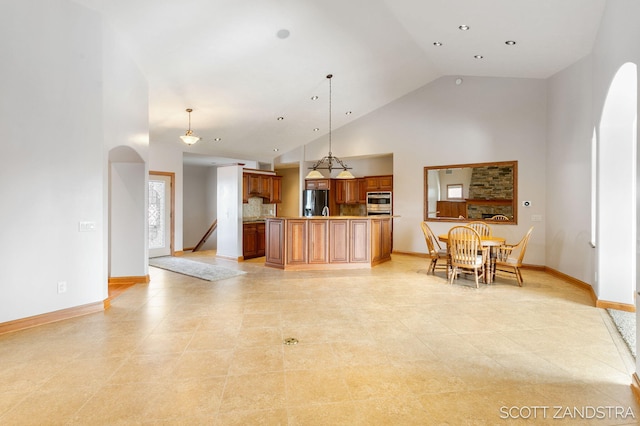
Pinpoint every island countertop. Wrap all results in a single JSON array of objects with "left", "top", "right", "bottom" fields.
[{"left": 264, "top": 216, "right": 392, "bottom": 270}]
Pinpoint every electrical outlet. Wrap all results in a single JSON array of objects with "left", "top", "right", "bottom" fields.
[{"left": 57, "top": 281, "right": 67, "bottom": 294}]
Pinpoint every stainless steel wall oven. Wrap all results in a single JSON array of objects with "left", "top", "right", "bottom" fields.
[{"left": 366, "top": 191, "right": 392, "bottom": 216}]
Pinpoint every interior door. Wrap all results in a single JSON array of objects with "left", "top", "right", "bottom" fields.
[{"left": 148, "top": 173, "right": 173, "bottom": 258}]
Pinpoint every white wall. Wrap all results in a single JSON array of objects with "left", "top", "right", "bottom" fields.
[
  {"left": 109, "top": 162, "right": 146, "bottom": 277},
  {"left": 216, "top": 165, "right": 243, "bottom": 259},
  {"left": 545, "top": 0, "right": 640, "bottom": 305},
  {"left": 545, "top": 56, "right": 595, "bottom": 285},
  {"left": 0, "top": 0, "right": 146, "bottom": 322},
  {"left": 205, "top": 166, "right": 218, "bottom": 250},
  {"left": 103, "top": 20, "right": 149, "bottom": 282},
  {"left": 297, "top": 76, "right": 548, "bottom": 264}
]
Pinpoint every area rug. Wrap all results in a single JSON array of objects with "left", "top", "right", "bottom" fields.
[
  {"left": 149, "top": 256, "right": 246, "bottom": 282},
  {"left": 607, "top": 308, "right": 636, "bottom": 358}
]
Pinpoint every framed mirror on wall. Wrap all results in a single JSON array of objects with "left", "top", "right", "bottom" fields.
[{"left": 423, "top": 161, "right": 518, "bottom": 224}]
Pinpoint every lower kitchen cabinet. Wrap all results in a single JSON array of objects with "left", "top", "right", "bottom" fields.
[
  {"left": 243, "top": 222, "right": 266, "bottom": 259},
  {"left": 264, "top": 217, "right": 391, "bottom": 270}
]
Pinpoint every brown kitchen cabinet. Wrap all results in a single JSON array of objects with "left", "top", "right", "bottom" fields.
[
  {"left": 335, "top": 179, "right": 358, "bottom": 204},
  {"left": 265, "top": 218, "right": 284, "bottom": 267},
  {"left": 308, "top": 220, "right": 328, "bottom": 264},
  {"left": 357, "top": 178, "right": 367, "bottom": 203},
  {"left": 365, "top": 175, "right": 393, "bottom": 191},
  {"left": 247, "top": 174, "right": 263, "bottom": 196},
  {"left": 242, "top": 174, "right": 249, "bottom": 203},
  {"left": 305, "top": 178, "right": 331, "bottom": 190},
  {"left": 268, "top": 175, "right": 282, "bottom": 203},
  {"left": 243, "top": 172, "right": 282, "bottom": 203},
  {"left": 370, "top": 217, "right": 392, "bottom": 263},
  {"left": 264, "top": 217, "right": 391, "bottom": 270},
  {"left": 243, "top": 222, "right": 266, "bottom": 259}
]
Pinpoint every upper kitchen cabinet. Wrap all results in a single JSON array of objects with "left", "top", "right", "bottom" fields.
[
  {"left": 268, "top": 175, "right": 282, "bottom": 204},
  {"left": 247, "top": 173, "right": 266, "bottom": 197},
  {"left": 357, "top": 178, "right": 368, "bottom": 203},
  {"left": 365, "top": 175, "right": 393, "bottom": 191},
  {"left": 243, "top": 171, "right": 282, "bottom": 203},
  {"left": 305, "top": 179, "right": 331, "bottom": 190},
  {"left": 335, "top": 179, "right": 359, "bottom": 204},
  {"left": 243, "top": 173, "right": 249, "bottom": 203}
]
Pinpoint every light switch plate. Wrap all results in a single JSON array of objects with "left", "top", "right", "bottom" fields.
[
  {"left": 531, "top": 214, "right": 543, "bottom": 222},
  {"left": 79, "top": 221, "right": 96, "bottom": 232}
]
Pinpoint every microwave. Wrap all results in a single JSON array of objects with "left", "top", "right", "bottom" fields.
[{"left": 367, "top": 192, "right": 392, "bottom": 215}]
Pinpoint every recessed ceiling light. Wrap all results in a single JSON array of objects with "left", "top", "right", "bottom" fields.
[
  {"left": 311, "top": 95, "right": 318, "bottom": 100},
  {"left": 273, "top": 148, "right": 279, "bottom": 152},
  {"left": 276, "top": 29, "right": 290, "bottom": 39},
  {"left": 455, "top": 78, "right": 463, "bottom": 85},
  {"left": 276, "top": 116, "right": 284, "bottom": 121},
  {"left": 433, "top": 42, "right": 442, "bottom": 46},
  {"left": 345, "top": 111, "right": 352, "bottom": 115},
  {"left": 474, "top": 55, "right": 484, "bottom": 59},
  {"left": 214, "top": 137, "right": 222, "bottom": 142},
  {"left": 313, "top": 128, "right": 320, "bottom": 132},
  {"left": 459, "top": 25, "right": 470, "bottom": 31},
  {"left": 505, "top": 40, "right": 516, "bottom": 46}
]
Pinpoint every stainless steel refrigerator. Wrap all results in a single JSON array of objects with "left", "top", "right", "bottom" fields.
[{"left": 302, "top": 189, "right": 329, "bottom": 216}]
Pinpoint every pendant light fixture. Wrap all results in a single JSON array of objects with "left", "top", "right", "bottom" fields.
[
  {"left": 179, "top": 108, "right": 201, "bottom": 145},
  {"left": 306, "top": 74, "right": 354, "bottom": 179}
]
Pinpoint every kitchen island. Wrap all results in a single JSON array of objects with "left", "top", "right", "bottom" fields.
[{"left": 264, "top": 216, "right": 392, "bottom": 270}]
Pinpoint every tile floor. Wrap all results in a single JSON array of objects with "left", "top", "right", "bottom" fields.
[{"left": 0, "top": 252, "right": 639, "bottom": 425}]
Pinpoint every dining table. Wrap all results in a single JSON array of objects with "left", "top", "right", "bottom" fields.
[{"left": 438, "top": 233, "right": 506, "bottom": 284}]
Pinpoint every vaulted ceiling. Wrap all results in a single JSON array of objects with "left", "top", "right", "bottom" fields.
[{"left": 74, "top": 0, "right": 606, "bottom": 163}]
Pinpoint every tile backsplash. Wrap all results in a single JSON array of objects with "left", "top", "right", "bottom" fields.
[
  {"left": 243, "top": 197, "right": 275, "bottom": 218},
  {"left": 339, "top": 204, "right": 367, "bottom": 216}
]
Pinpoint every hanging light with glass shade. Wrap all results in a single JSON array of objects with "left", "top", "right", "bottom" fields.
[
  {"left": 306, "top": 74, "right": 354, "bottom": 179},
  {"left": 179, "top": 108, "right": 201, "bottom": 145}
]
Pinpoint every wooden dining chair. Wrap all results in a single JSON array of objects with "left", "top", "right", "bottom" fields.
[
  {"left": 494, "top": 226, "right": 534, "bottom": 286},
  {"left": 467, "top": 221, "right": 492, "bottom": 237},
  {"left": 420, "top": 222, "right": 449, "bottom": 276},
  {"left": 490, "top": 215, "right": 510, "bottom": 221},
  {"left": 447, "top": 226, "right": 487, "bottom": 288}
]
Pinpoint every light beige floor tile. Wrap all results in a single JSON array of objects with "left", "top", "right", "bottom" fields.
[
  {"left": 235, "top": 326, "right": 283, "bottom": 347},
  {"left": 288, "top": 402, "right": 359, "bottom": 426},
  {"left": 143, "top": 377, "right": 226, "bottom": 422},
  {"left": 285, "top": 369, "right": 351, "bottom": 405},
  {"left": 135, "top": 331, "right": 195, "bottom": 355},
  {"left": 0, "top": 389, "right": 90, "bottom": 426},
  {"left": 172, "top": 349, "right": 234, "bottom": 379},
  {"left": 0, "top": 253, "right": 638, "bottom": 425},
  {"left": 68, "top": 382, "right": 159, "bottom": 425},
  {"left": 215, "top": 408, "right": 288, "bottom": 425},
  {"left": 353, "top": 395, "right": 430, "bottom": 425},
  {"left": 343, "top": 364, "right": 412, "bottom": 400},
  {"left": 186, "top": 329, "right": 241, "bottom": 351},
  {"left": 396, "top": 361, "right": 469, "bottom": 395},
  {"left": 283, "top": 343, "right": 340, "bottom": 370},
  {"left": 218, "top": 372, "right": 286, "bottom": 412},
  {"left": 107, "top": 353, "right": 180, "bottom": 384},
  {"left": 227, "top": 345, "right": 284, "bottom": 375}
]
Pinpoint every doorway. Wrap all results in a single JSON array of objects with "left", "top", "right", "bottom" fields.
[{"left": 149, "top": 172, "right": 175, "bottom": 258}]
